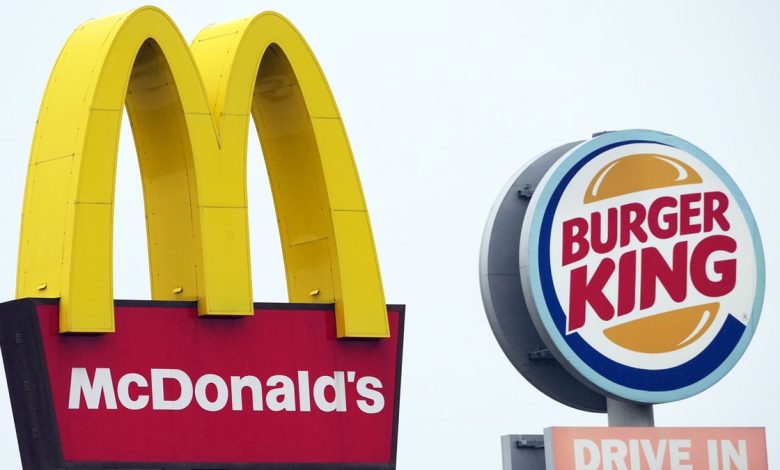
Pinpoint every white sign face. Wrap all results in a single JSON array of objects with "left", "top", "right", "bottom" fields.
[{"left": 520, "top": 130, "right": 764, "bottom": 403}]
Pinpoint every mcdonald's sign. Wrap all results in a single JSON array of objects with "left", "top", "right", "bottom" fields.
[{"left": 0, "top": 6, "right": 403, "bottom": 469}]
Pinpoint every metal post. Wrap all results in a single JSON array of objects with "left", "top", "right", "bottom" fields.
[
  {"left": 501, "top": 435, "right": 546, "bottom": 470},
  {"left": 606, "top": 397, "right": 654, "bottom": 426}
]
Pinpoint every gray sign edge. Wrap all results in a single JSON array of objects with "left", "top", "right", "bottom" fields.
[{"left": 479, "top": 141, "right": 606, "bottom": 412}]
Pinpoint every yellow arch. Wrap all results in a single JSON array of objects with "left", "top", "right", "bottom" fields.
[{"left": 17, "top": 6, "right": 389, "bottom": 338}]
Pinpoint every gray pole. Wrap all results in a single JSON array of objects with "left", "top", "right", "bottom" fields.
[
  {"left": 501, "top": 435, "right": 545, "bottom": 470},
  {"left": 606, "top": 397, "right": 654, "bottom": 427}
]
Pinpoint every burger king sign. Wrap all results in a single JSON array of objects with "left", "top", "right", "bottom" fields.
[{"left": 482, "top": 129, "right": 764, "bottom": 406}]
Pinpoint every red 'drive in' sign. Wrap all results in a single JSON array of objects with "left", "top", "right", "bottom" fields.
[{"left": 544, "top": 427, "right": 767, "bottom": 470}]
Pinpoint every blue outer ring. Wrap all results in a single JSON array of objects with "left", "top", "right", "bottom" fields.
[{"left": 526, "top": 129, "right": 765, "bottom": 403}]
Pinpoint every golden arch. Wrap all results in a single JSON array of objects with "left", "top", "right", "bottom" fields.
[{"left": 17, "top": 6, "right": 389, "bottom": 337}]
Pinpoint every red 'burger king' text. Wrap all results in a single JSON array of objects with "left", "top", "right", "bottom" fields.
[{"left": 562, "top": 191, "right": 736, "bottom": 332}]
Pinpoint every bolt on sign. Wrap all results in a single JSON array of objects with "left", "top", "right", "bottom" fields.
[
  {"left": 481, "top": 130, "right": 764, "bottom": 406},
  {"left": 0, "top": 6, "right": 403, "bottom": 469}
]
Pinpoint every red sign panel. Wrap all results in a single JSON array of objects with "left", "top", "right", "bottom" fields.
[
  {"left": 0, "top": 299, "right": 404, "bottom": 469},
  {"left": 545, "top": 427, "right": 768, "bottom": 470}
]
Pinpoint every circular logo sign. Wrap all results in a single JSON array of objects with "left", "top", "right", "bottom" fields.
[{"left": 520, "top": 130, "right": 764, "bottom": 403}]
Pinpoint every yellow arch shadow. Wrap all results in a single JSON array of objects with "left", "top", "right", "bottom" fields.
[{"left": 17, "top": 6, "right": 389, "bottom": 337}]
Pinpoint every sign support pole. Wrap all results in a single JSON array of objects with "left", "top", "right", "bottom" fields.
[{"left": 606, "top": 397, "right": 654, "bottom": 427}]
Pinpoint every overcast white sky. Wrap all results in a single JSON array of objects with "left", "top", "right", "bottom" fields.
[{"left": 1, "top": 1, "right": 779, "bottom": 468}]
